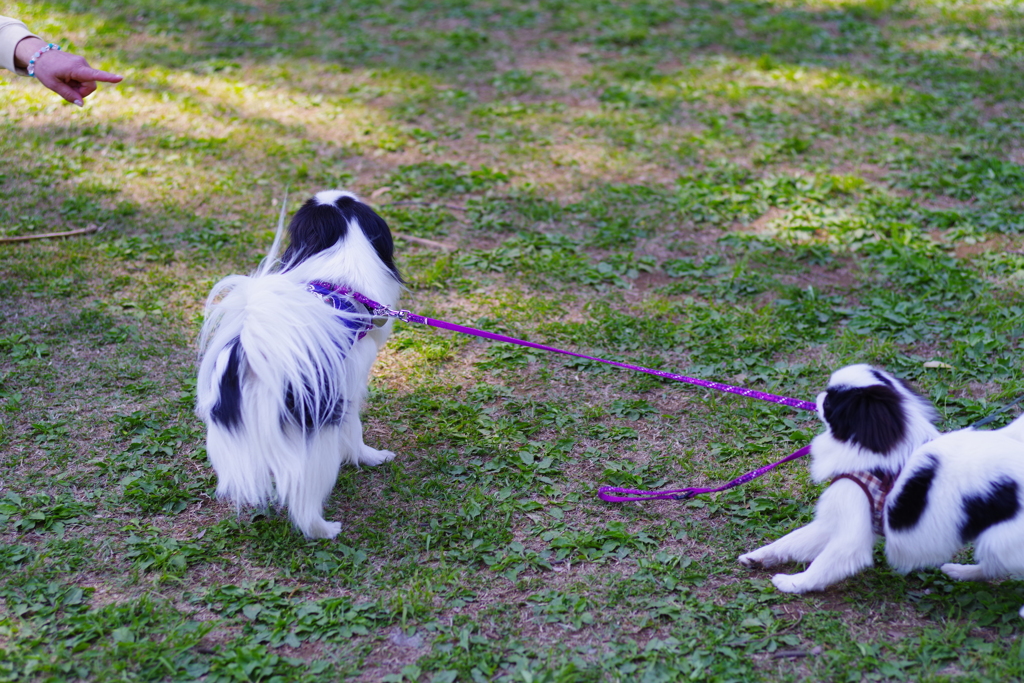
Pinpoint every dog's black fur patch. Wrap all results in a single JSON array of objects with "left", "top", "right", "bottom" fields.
[
  {"left": 960, "top": 477, "right": 1020, "bottom": 543},
  {"left": 282, "top": 195, "right": 402, "bottom": 281},
  {"left": 283, "top": 375, "right": 346, "bottom": 431},
  {"left": 887, "top": 456, "right": 938, "bottom": 531},
  {"left": 211, "top": 338, "right": 243, "bottom": 430},
  {"left": 823, "top": 382, "right": 907, "bottom": 454}
]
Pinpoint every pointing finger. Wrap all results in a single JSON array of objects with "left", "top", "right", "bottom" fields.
[{"left": 68, "top": 64, "right": 123, "bottom": 84}]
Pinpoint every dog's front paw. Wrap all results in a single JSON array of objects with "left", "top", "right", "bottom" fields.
[
  {"left": 771, "top": 573, "right": 810, "bottom": 594},
  {"left": 738, "top": 553, "right": 765, "bottom": 569},
  {"left": 358, "top": 446, "right": 395, "bottom": 467}
]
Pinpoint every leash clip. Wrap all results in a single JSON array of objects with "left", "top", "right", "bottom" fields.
[{"left": 372, "top": 305, "right": 411, "bottom": 323}]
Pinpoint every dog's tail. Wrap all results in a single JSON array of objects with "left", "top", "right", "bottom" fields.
[
  {"left": 196, "top": 269, "right": 369, "bottom": 509},
  {"left": 254, "top": 192, "right": 290, "bottom": 279}
]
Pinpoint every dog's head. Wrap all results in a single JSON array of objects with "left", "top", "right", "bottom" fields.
[
  {"left": 281, "top": 190, "right": 402, "bottom": 282},
  {"left": 810, "top": 364, "right": 939, "bottom": 480}
]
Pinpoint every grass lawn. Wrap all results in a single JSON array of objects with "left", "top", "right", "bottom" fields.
[{"left": 1, "top": 0, "right": 1023, "bottom": 680}]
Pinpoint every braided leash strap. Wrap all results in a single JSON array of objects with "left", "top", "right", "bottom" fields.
[{"left": 337, "top": 287, "right": 816, "bottom": 412}]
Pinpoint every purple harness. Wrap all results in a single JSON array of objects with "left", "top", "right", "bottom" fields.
[{"left": 306, "top": 281, "right": 375, "bottom": 341}]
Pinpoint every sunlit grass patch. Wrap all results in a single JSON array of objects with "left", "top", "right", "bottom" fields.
[
  {"left": 766, "top": 0, "right": 901, "bottom": 15},
  {"left": 4, "top": 60, "right": 457, "bottom": 224},
  {"left": 640, "top": 55, "right": 903, "bottom": 109}
]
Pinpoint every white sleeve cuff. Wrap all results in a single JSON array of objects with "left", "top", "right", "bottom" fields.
[{"left": 0, "top": 21, "right": 40, "bottom": 76}]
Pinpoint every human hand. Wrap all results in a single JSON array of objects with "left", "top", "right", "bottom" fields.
[{"left": 14, "top": 37, "right": 123, "bottom": 106}]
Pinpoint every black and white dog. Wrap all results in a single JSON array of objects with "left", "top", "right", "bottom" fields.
[
  {"left": 196, "top": 190, "right": 402, "bottom": 538},
  {"left": 885, "top": 413, "right": 1024, "bottom": 617},
  {"left": 739, "top": 364, "right": 940, "bottom": 592}
]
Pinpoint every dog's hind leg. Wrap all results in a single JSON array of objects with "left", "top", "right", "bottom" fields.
[
  {"left": 939, "top": 563, "right": 988, "bottom": 581},
  {"left": 942, "top": 522, "right": 1024, "bottom": 585},
  {"left": 276, "top": 429, "right": 345, "bottom": 539},
  {"left": 940, "top": 559, "right": 1024, "bottom": 618}
]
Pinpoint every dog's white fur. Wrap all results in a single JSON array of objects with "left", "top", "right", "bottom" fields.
[
  {"left": 885, "top": 413, "right": 1024, "bottom": 618},
  {"left": 738, "top": 364, "right": 940, "bottom": 592},
  {"left": 196, "top": 191, "right": 401, "bottom": 539}
]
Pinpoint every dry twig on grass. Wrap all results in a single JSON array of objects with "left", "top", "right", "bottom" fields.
[{"left": 0, "top": 224, "right": 102, "bottom": 243}]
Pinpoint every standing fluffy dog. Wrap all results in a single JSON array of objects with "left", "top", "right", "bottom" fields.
[
  {"left": 739, "top": 364, "right": 939, "bottom": 592},
  {"left": 885, "top": 413, "right": 1024, "bottom": 617},
  {"left": 196, "top": 191, "right": 402, "bottom": 539}
]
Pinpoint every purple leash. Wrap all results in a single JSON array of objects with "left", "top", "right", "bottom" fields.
[
  {"left": 336, "top": 287, "right": 816, "bottom": 413},
  {"left": 327, "top": 285, "right": 818, "bottom": 502},
  {"left": 596, "top": 444, "right": 811, "bottom": 501}
]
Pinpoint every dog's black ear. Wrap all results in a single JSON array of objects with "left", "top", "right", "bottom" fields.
[
  {"left": 823, "top": 383, "right": 906, "bottom": 454},
  {"left": 281, "top": 195, "right": 403, "bottom": 282},
  {"left": 282, "top": 197, "right": 352, "bottom": 266}
]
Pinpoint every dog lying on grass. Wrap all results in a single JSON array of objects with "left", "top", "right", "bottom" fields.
[
  {"left": 739, "top": 364, "right": 939, "bottom": 591},
  {"left": 196, "top": 191, "right": 402, "bottom": 539},
  {"left": 741, "top": 365, "right": 1024, "bottom": 618}
]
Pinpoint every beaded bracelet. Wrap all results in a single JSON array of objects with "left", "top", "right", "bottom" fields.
[{"left": 27, "top": 43, "right": 62, "bottom": 78}]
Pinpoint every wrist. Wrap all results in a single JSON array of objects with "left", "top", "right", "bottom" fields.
[
  {"left": 13, "top": 37, "right": 46, "bottom": 69},
  {"left": 25, "top": 43, "right": 62, "bottom": 78}
]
